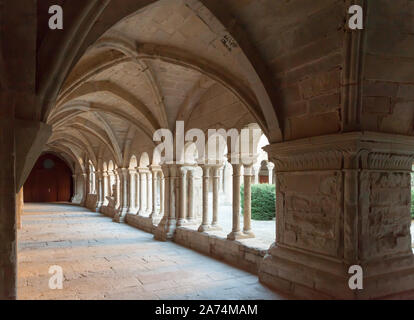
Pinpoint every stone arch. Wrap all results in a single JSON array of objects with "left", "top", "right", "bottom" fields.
[
  {"left": 139, "top": 152, "right": 150, "bottom": 168},
  {"left": 129, "top": 155, "right": 138, "bottom": 169}
]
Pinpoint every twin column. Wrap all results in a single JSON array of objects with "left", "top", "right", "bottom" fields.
[
  {"left": 198, "top": 164, "right": 223, "bottom": 232},
  {"left": 227, "top": 163, "right": 255, "bottom": 240}
]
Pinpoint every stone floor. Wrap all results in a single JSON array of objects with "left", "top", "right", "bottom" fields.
[{"left": 17, "top": 203, "right": 286, "bottom": 300}]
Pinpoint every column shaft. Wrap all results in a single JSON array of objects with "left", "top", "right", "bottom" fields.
[
  {"left": 146, "top": 171, "right": 152, "bottom": 215},
  {"left": 187, "top": 170, "right": 195, "bottom": 222},
  {"left": 227, "top": 164, "right": 244, "bottom": 240},
  {"left": 198, "top": 166, "right": 211, "bottom": 232},
  {"left": 177, "top": 168, "right": 187, "bottom": 226},
  {"left": 243, "top": 165, "right": 255, "bottom": 237},
  {"left": 211, "top": 166, "right": 222, "bottom": 230}
]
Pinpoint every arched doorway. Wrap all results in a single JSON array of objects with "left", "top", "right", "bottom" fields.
[{"left": 24, "top": 154, "right": 73, "bottom": 203}]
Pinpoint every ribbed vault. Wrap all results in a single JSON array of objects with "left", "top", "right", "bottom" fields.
[{"left": 46, "top": 0, "right": 279, "bottom": 173}]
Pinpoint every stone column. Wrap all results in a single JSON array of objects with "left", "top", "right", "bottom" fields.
[
  {"left": 150, "top": 170, "right": 158, "bottom": 218},
  {"left": 219, "top": 167, "right": 224, "bottom": 192},
  {"left": 223, "top": 164, "right": 232, "bottom": 205},
  {"left": 71, "top": 174, "right": 78, "bottom": 203},
  {"left": 102, "top": 171, "right": 109, "bottom": 205},
  {"left": 80, "top": 173, "right": 88, "bottom": 206},
  {"left": 115, "top": 173, "right": 120, "bottom": 208},
  {"left": 127, "top": 169, "right": 136, "bottom": 214},
  {"left": 177, "top": 167, "right": 188, "bottom": 226},
  {"left": 243, "top": 164, "right": 255, "bottom": 237},
  {"left": 16, "top": 188, "right": 23, "bottom": 230},
  {"left": 154, "top": 165, "right": 178, "bottom": 241},
  {"left": 267, "top": 162, "right": 275, "bottom": 185},
  {"left": 146, "top": 171, "right": 152, "bottom": 215},
  {"left": 150, "top": 166, "right": 162, "bottom": 222},
  {"left": 187, "top": 169, "right": 195, "bottom": 223},
  {"left": 114, "top": 168, "right": 128, "bottom": 222},
  {"left": 138, "top": 169, "right": 146, "bottom": 215},
  {"left": 253, "top": 164, "right": 260, "bottom": 185},
  {"left": 259, "top": 133, "right": 414, "bottom": 300},
  {"left": 159, "top": 172, "right": 165, "bottom": 217},
  {"left": 198, "top": 165, "right": 211, "bottom": 232},
  {"left": 95, "top": 171, "right": 104, "bottom": 211},
  {"left": 135, "top": 170, "right": 140, "bottom": 212},
  {"left": 211, "top": 165, "right": 222, "bottom": 230},
  {"left": 227, "top": 164, "right": 244, "bottom": 240}
]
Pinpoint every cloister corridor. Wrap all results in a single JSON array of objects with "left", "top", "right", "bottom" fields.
[
  {"left": 3, "top": 0, "right": 414, "bottom": 300},
  {"left": 17, "top": 203, "right": 285, "bottom": 300}
]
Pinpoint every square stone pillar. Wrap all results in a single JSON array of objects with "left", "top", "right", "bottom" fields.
[
  {"left": 0, "top": 115, "right": 17, "bottom": 300},
  {"left": 259, "top": 132, "right": 414, "bottom": 299}
]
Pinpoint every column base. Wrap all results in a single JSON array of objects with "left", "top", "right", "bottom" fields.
[
  {"left": 113, "top": 214, "right": 126, "bottom": 223},
  {"left": 150, "top": 214, "right": 162, "bottom": 225},
  {"left": 95, "top": 202, "right": 103, "bottom": 212},
  {"left": 198, "top": 224, "right": 212, "bottom": 232},
  {"left": 113, "top": 207, "right": 128, "bottom": 223},
  {"left": 242, "top": 230, "right": 255, "bottom": 238},
  {"left": 227, "top": 231, "right": 254, "bottom": 240},
  {"left": 177, "top": 218, "right": 188, "bottom": 227},
  {"left": 259, "top": 245, "right": 414, "bottom": 300},
  {"left": 154, "top": 218, "right": 176, "bottom": 241}
]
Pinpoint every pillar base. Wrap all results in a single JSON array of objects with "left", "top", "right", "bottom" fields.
[
  {"left": 113, "top": 207, "right": 128, "bottom": 223},
  {"left": 259, "top": 245, "right": 414, "bottom": 300},
  {"left": 177, "top": 218, "right": 188, "bottom": 227},
  {"left": 242, "top": 230, "right": 255, "bottom": 238},
  {"left": 113, "top": 214, "right": 126, "bottom": 223},
  {"left": 227, "top": 231, "right": 254, "bottom": 241},
  {"left": 198, "top": 224, "right": 212, "bottom": 232},
  {"left": 150, "top": 214, "right": 162, "bottom": 226},
  {"left": 154, "top": 218, "right": 176, "bottom": 241},
  {"left": 95, "top": 202, "right": 103, "bottom": 213}
]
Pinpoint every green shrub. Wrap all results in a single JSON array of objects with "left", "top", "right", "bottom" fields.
[
  {"left": 240, "top": 184, "right": 276, "bottom": 221},
  {"left": 411, "top": 188, "right": 414, "bottom": 220}
]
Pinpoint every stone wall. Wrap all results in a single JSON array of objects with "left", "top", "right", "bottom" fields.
[
  {"left": 174, "top": 227, "right": 267, "bottom": 274},
  {"left": 224, "top": 0, "right": 346, "bottom": 140},
  {"left": 362, "top": 0, "right": 414, "bottom": 135}
]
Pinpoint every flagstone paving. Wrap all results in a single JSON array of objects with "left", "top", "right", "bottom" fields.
[{"left": 18, "top": 203, "right": 287, "bottom": 300}]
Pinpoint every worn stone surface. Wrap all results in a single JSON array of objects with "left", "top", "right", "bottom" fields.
[
  {"left": 17, "top": 203, "right": 285, "bottom": 300},
  {"left": 261, "top": 132, "right": 414, "bottom": 299},
  {"left": 1, "top": 0, "right": 414, "bottom": 300}
]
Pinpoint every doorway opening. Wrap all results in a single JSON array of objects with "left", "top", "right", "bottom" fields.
[{"left": 24, "top": 153, "right": 73, "bottom": 203}]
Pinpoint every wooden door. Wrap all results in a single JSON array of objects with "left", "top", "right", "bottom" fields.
[{"left": 24, "top": 154, "right": 73, "bottom": 203}]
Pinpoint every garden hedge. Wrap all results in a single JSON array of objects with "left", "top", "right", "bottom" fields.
[{"left": 240, "top": 184, "right": 276, "bottom": 221}]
